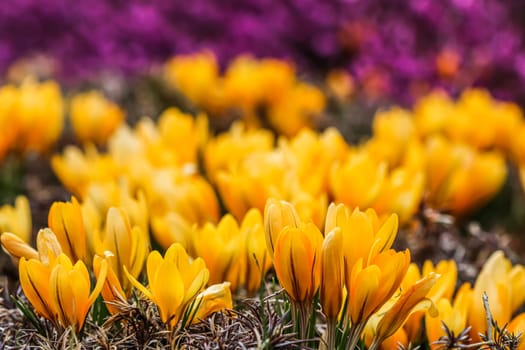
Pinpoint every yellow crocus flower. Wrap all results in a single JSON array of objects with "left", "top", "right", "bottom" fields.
[
  {"left": 94, "top": 207, "right": 149, "bottom": 292},
  {"left": 93, "top": 253, "right": 126, "bottom": 315},
  {"left": 468, "top": 250, "right": 525, "bottom": 341},
  {"left": 367, "top": 107, "right": 417, "bottom": 168},
  {"left": 187, "top": 282, "right": 233, "bottom": 324},
  {"left": 193, "top": 214, "right": 244, "bottom": 291},
  {"left": 325, "top": 204, "right": 399, "bottom": 272},
  {"left": 69, "top": 90, "right": 125, "bottom": 145},
  {"left": 49, "top": 254, "right": 107, "bottom": 331},
  {"left": 273, "top": 223, "right": 323, "bottom": 304},
  {"left": 320, "top": 228, "right": 343, "bottom": 321},
  {"left": 401, "top": 259, "right": 458, "bottom": 342},
  {"left": 320, "top": 227, "right": 344, "bottom": 349},
  {"left": 264, "top": 198, "right": 301, "bottom": 258},
  {"left": 1, "top": 228, "right": 63, "bottom": 265},
  {"left": 0, "top": 195, "right": 32, "bottom": 244},
  {"left": 370, "top": 273, "right": 439, "bottom": 350},
  {"left": 242, "top": 209, "right": 272, "bottom": 296},
  {"left": 14, "top": 78, "right": 64, "bottom": 154},
  {"left": 164, "top": 51, "right": 220, "bottom": 109},
  {"left": 425, "top": 136, "right": 507, "bottom": 216},
  {"left": 348, "top": 249, "right": 410, "bottom": 327},
  {"left": 48, "top": 197, "right": 86, "bottom": 263},
  {"left": 36, "top": 228, "right": 63, "bottom": 265},
  {"left": 203, "top": 121, "right": 274, "bottom": 185},
  {"left": 330, "top": 150, "right": 388, "bottom": 208},
  {"left": 425, "top": 282, "right": 472, "bottom": 349},
  {"left": 413, "top": 90, "right": 454, "bottom": 138},
  {"left": 151, "top": 211, "right": 193, "bottom": 251},
  {"left": 371, "top": 167, "right": 425, "bottom": 224},
  {"left": 19, "top": 253, "right": 107, "bottom": 332},
  {"left": 19, "top": 257, "right": 55, "bottom": 321},
  {"left": 125, "top": 243, "right": 209, "bottom": 328}
]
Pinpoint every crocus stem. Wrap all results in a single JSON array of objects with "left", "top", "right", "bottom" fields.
[
  {"left": 326, "top": 318, "right": 337, "bottom": 350},
  {"left": 368, "top": 337, "right": 381, "bottom": 350},
  {"left": 345, "top": 322, "right": 365, "bottom": 350}
]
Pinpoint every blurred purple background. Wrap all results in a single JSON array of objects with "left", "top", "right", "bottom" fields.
[{"left": 1, "top": 0, "right": 525, "bottom": 104}]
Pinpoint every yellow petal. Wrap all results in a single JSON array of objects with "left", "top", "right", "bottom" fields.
[
  {"left": 320, "top": 228, "right": 344, "bottom": 320},
  {"left": 36, "top": 228, "right": 63, "bottom": 265},
  {"left": 124, "top": 264, "right": 152, "bottom": 300},
  {"left": 150, "top": 260, "right": 185, "bottom": 325},
  {"left": 48, "top": 197, "right": 86, "bottom": 262},
  {"left": 375, "top": 273, "right": 440, "bottom": 341},
  {"left": 189, "top": 282, "right": 233, "bottom": 324},
  {"left": 19, "top": 258, "right": 55, "bottom": 321},
  {"left": 263, "top": 198, "right": 301, "bottom": 258}
]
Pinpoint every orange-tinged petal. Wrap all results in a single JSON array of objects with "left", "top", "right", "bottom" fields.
[
  {"left": 264, "top": 198, "right": 301, "bottom": 258},
  {"left": 94, "top": 254, "right": 125, "bottom": 314},
  {"left": 368, "top": 214, "right": 398, "bottom": 263},
  {"left": 349, "top": 261, "right": 380, "bottom": 324},
  {"left": 48, "top": 197, "right": 86, "bottom": 262},
  {"left": 320, "top": 228, "right": 344, "bottom": 320},
  {"left": 274, "top": 224, "right": 322, "bottom": 303},
  {"left": 510, "top": 265, "right": 525, "bottom": 313},
  {"left": 19, "top": 258, "right": 55, "bottom": 321},
  {"left": 508, "top": 313, "right": 525, "bottom": 350}
]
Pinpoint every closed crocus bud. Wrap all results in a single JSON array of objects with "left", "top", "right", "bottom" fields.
[
  {"left": 1, "top": 232, "right": 39, "bottom": 263},
  {"left": 263, "top": 198, "right": 301, "bottom": 258},
  {"left": 36, "top": 228, "right": 63, "bottom": 265},
  {"left": 273, "top": 223, "right": 323, "bottom": 304},
  {"left": 48, "top": 197, "right": 86, "bottom": 263},
  {"left": 243, "top": 209, "right": 272, "bottom": 296},
  {"left": 320, "top": 228, "right": 344, "bottom": 321}
]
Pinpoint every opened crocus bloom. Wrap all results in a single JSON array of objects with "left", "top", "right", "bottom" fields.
[
  {"left": 19, "top": 253, "right": 107, "bottom": 332},
  {"left": 126, "top": 243, "right": 209, "bottom": 328}
]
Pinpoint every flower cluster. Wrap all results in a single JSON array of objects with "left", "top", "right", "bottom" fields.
[
  {"left": 1, "top": 197, "right": 232, "bottom": 333},
  {"left": 2, "top": 1, "right": 525, "bottom": 103},
  {"left": 0, "top": 79, "right": 63, "bottom": 160},
  {"left": 165, "top": 52, "right": 326, "bottom": 136}
]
